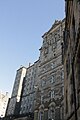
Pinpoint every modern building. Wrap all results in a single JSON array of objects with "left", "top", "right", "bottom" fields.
[
  {"left": 6, "top": 66, "right": 27, "bottom": 117},
  {"left": 34, "top": 19, "right": 65, "bottom": 120},
  {"left": 63, "top": 0, "right": 80, "bottom": 120},
  {"left": 6, "top": 63, "right": 39, "bottom": 120},
  {"left": 6, "top": 19, "right": 65, "bottom": 120},
  {"left": 0, "top": 92, "right": 9, "bottom": 118}
]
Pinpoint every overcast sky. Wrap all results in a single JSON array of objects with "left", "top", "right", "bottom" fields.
[{"left": 0, "top": 0, "right": 65, "bottom": 96}]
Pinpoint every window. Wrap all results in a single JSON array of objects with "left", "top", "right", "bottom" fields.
[
  {"left": 41, "top": 96, "right": 44, "bottom": 103},
  {"left": 50, "top": 75, "right": 55, "bottom": 83},
  {"left": 51, "top": 90, "right": 55, "bottom": 98},
  {"left": 39, "top": 111, "right": 44, "bottom": 120},
  {"left": 3, "top": 107, "right": 5, "bottom": 109},
  {"left": 51, "top": 62, "right": 55, "bottom": 69},
  {"left": 48, "top": 91, "right": 51, "bottom": 97},
  {"left": 43, "top": 67, "right": 46, "bottom": 71},
  {"left": 61, "top": 87, "right": 64, "bottom": 95},
  {"left": 61, "top": 70, "right": 64, "bottom": 80},
  {"left": 48, "top": 107, "right": 55, "bottom": 120},
  {"left": 52, "top": 43, "right": 56, "bottom": 52},
  {"left": 44, "top": 47, "right": 48, "bottom": 55},
  {"left": 41, "top": 80, "right": 46, "bottom": 87}
]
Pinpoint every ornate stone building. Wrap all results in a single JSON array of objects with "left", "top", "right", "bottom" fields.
[
  {"left": 34, "top": 19, "right": 65, "bottom": 120},
  {"left": 63, "top": 0, "right": 80, "bottom": 120},
  {"left": 5, "top": 19, "right": 65, "bottom": 120}
]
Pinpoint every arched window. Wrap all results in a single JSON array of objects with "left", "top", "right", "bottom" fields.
[
  {"left": 39, "top": 105, "right": 44, "bottom": 120},
  {"left": 39, "top": 111, "right": 44, "bottom": 120},
  {"left": 48, "top": 104, "right": 55, "bottom": 120}
]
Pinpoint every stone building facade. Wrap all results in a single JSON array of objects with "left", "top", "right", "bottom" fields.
[
  {"left": 19, "top": 60, "right": 39, "bottom": 116},
  {"left": 6, "top": 19, "right": 65, "bottom": 120},
  {"left": 63, "top": 0, "right": 80, "bottom": 120},
  {"left": 34, "top": 20, "right": 65, "bottom": 120},
  {"left": 0, "top": 92, "right": 9, "bottom": 118}
]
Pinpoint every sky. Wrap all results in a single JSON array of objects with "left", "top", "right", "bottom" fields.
[{"left": 0, "top": 0, "right": 65, "bottom": 96}]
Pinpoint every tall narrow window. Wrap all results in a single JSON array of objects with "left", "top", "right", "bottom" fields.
[{"left": 51, "top": 90, "right": 55, "bottom": 99}]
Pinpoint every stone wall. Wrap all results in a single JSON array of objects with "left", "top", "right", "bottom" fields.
[{"left": 63, "top": 0, "right": 80, "bottom": 120}]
